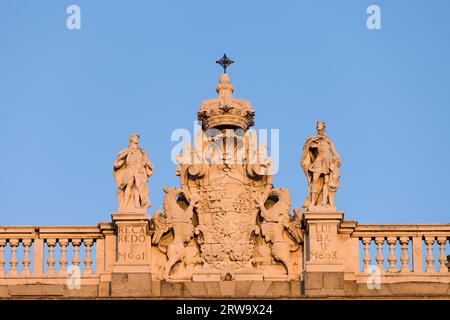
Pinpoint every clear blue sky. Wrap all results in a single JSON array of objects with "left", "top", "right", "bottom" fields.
[{"left": 0, "top": 0, "right": 449, "bottom": 226}]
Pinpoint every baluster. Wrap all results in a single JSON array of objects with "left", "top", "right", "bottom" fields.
[
  {"left": 447, "top": 254, "right": 450, "bottom": 272},
  {"left": 375, "top": 237, "right": 385, "bottom": 273},
  {"left": 387, "top": 237, "right": 398, "bottom": 272},
  {"left": 72, "top": 239, "right": 81, "bottom": 270},
  {"left": 46, "top": 239, "right": 56, "bottom": 275},
  {"left": 83, "top": 239, "right": 94, "bottom": 275},
  {"left": 425, "top": 236, "right": 436, "bottom": 273},
  {"left": 399, "top": 236, "right": 410, "bottom": 273},
  {"left": 59, "top": 239, "right": 69, "bottom": 275},
  {"left": 0, "top": 239, "right": 6, "bottom": 276},
  {"left": 362, "top": 237, "right": 372, "bottom": 273},
  {"left": 437, "top": 237, "right": 448, "bottom": 273},
  {"left": 22, "top": 239, "right": 32, "bottom": 276},
  {"left": 9, "top": 239, "right": 19, "bottom": 276}
]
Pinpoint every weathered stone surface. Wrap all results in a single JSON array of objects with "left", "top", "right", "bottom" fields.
[
  {"left": 9, "top": 284, "right": 64, "bottom": 297},
  {"left": 0, "top": 285, "right": 9, "bottom": 298},
  {"left": 304, "top": 272, "right": 323, "bottom": 290},
  {"left": 111, "top": 273, "right": 152, "bottom": 297},
  {"left": 323, "top": 272, "right": 344, "bottom": 289},
  {"left": 235, "top": 281, "right": 252, "bottom": 297},
  {"left": 388, "top": 282, "right": 449, "bottom": 296},
  {"left": 266, "top": 281, "right": 291, "bottom": 297},
  {"left": 184, "top": 282, "right": 208, "bottom": 297},
  {"left": 290, "top": 281, "right": 301, "bottom": 296},
  {"left": 151, "top": 279, "right": 161, "bottom": 296},
  {"left": 63, "top": 284, "right": 99, "bottom": 298},
  {"left": 98, "top": 281, "right": 110, "bottom": 297},
  {"left": 355, "top": 282, "right": 392, "bottom": 296},
  {"left": 248, "top": 281, "right": 272, "bottom": 296},
  {"left": 160, "top": 281, "right": 183, "bottom": 297},
  {"left": 343, "top": 280, "right": 357, "bottom": 296},
  {"left": 219, "top": 281, "right": 236, "bottom": 297},
  {"left": 204, "top": 282, "right": 221, "bottom": 296}
]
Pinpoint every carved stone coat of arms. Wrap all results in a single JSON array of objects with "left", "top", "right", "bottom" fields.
[{"left": 151, "top": 71, "right": 303, "bottom": 281}]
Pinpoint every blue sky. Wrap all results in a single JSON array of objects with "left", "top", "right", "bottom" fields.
[{"left": 0, "top": 0, "right": 449, "bottom": 226}]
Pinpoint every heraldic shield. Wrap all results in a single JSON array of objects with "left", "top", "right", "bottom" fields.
[{"left": 193, "top": 169, "right": 264, "bottom": 273}]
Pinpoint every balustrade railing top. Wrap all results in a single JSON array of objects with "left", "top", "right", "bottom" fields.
[
  {"left": 347, "top": 223, "right": 450, "bottom": 275},
  {"left": 0, "top": 224, "right": 114, "bottom": 279}
]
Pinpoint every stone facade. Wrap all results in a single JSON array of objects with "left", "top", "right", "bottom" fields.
[{"left": 0, "top": 65, "right": 449, "bottom": 299}]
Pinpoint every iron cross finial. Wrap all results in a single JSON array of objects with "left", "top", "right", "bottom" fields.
[{"left": 216, "top": 53, "right": 234, "bottom": 73}]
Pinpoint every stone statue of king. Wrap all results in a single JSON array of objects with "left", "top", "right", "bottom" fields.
[
  {"left": 301, "top": 120, "right": 341, "bottom": 211},
  {"left": 114, "top": 133, "right": 154, "bottom": 212}
]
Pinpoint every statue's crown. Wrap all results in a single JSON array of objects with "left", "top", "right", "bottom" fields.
[{"left": 197, "top": 73, "right": 255, "bottom": 131}]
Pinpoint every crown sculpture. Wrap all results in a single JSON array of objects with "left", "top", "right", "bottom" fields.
[{"left": 111, "top": 54, "right": 341, "bottom": 282}]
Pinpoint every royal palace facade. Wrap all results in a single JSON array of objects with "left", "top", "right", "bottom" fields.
[{"left": 1, "top": 57, "right": 449, "bottom": 299}]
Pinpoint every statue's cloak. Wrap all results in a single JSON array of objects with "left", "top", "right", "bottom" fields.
[{"left": 300, "top": 136, "right": 324, "bottom": 207}]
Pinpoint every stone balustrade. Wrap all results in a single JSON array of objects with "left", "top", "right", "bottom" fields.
[
  {"left": 0, "top": 224, "right": 115, "bottom": 286},
  {"left": 350, "top": 224, "right": 450, "bottom": 274},
  {"left": 1, "top": 218, "right": 449, "bottom": 298},
  {"left": 300, "top": 220, "right": 450, "bottom": 297}
]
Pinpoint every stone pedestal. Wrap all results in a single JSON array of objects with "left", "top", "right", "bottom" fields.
[
  {"left": 111, "top": 211, "right": 152, "bottom": 296},
  {"left": 303, "top": 210, "right": 345, "bottom": 296}
]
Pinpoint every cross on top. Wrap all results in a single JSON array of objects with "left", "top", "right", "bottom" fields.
[{"left": 216, "top": 53, "right": 234, "bottom": 73}]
